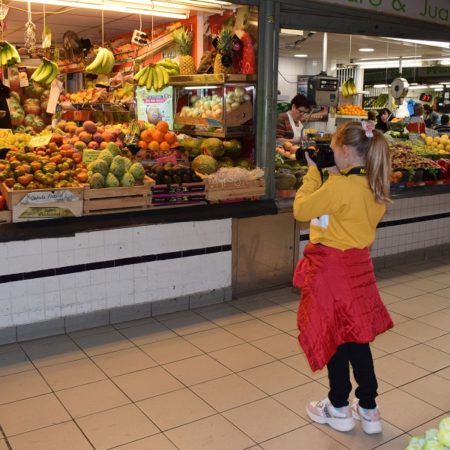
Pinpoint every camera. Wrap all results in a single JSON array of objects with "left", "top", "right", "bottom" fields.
[{"left": 295, "top": 144, "right": 335, "bottom": 169}]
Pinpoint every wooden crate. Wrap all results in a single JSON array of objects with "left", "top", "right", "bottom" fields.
[
  {"left": 0, "top": 209, "right": 11, "bottom": 224},
  {"left": 0, "top": 183, "right": 84, "bottom": 222},
  {"left": 83, "top": 178, "right": 154, "bottom": 215},
  {"left": 151, "top": 182, "right": 207, "bottom": 207},
  {"left": 206, "top": 178, "right": 265, "bottom": 203}
]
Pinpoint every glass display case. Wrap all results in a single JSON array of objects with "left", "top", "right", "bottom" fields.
[{"left": 170, "top": 74, "right": 256, "bottom": 138}]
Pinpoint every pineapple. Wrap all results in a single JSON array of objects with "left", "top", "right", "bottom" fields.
[
  {"left": 214, "top": 28, "right": 234, "bottom": 75},
  {"left": 173, "top": 28, "right": 196, "bottom": 75}
]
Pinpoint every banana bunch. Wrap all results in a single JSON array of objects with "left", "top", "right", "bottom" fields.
[
  {"left": 133, "top": 63, "right": 169, "bottom": 91},
  {"left": 342, "top": 78, "right": 357, "bottom": 97},
  {"left": 85, "top": 47, "right": 115, "bottom": 75},
  {"left": 0, "top": 41, "right": 21, "bottom": 66},
  {"left": 31, "top": 59, "right": 59, "bottom": 85},
  {"left": 157, "top": 59, "right": 180, "bottom": 76}
]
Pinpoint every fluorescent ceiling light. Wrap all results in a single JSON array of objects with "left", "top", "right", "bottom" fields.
[
  {"left": 358, "top": 60, "right": 423, "bottom": 69},
  {"left": 281, "top": 29, "right": 303, "bottom": 36},
  {"left": 14, "top": 0, "right": 188, "bottom": 18},
  {"left": 440, "top": 59, "right": 450, "bottom": 65},
  {"left": 373, "top": 84, "right": 388, "bottom": 88},
  {"left": 408, "top": 85, "right": 428, "bottom": 90},
  {"left": 386, "top": 38, "right": 450, "bottom": 49},
  {"left": 294, "top": 54, "right": 308, "bottom": 58},
  {"left": 430, "top": 84, "right": 443, "bottom": 88},
  {"left": 359, "top": 48, "right": 374, "bottom": 52},
  {"left": 435, "top": 88, "right": 444, "bottom": 91}
]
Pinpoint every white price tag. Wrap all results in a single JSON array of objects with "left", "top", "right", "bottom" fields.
[{"left": 47, "top": 78, "right": 63, "bottom": 114}]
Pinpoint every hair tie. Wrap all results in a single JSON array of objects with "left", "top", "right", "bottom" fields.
[{"left": 361, "top": 120, "right": 374, "bottom": 138}]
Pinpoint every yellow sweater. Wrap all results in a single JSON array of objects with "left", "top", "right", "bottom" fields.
[{"left": 293, "top": 166, "right": 386, "bottom": 250}]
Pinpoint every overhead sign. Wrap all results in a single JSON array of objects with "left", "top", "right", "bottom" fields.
[{"left": 313, "top": 0, "right": 449, "bottom": 26}]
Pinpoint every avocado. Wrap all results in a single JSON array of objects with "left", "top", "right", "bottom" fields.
[
  {"left": 163, "top": 175, "right": 172, "bottom": 185},
  {"left": 172, "top": 174, "right": 182, "bottom": 184}
]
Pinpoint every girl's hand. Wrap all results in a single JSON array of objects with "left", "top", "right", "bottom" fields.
[
  {"left": 304, "top": 151, "right": 317, "bottom": 167},
  {"left": 326, "top": 166, "right": 340, "bottom": 175}
]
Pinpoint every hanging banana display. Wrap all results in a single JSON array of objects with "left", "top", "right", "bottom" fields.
[
  {"left": 341, "top": 78, "right": 357, "bottom": 97},
  {"left": 133, "top": 59, "right": 179, "bottom": 91},
  {"left": 0, "top": 41, "right": 21, "bottom": 66},
  {"left": 85, "top": 47, "right": 115, "bottom": 75},
  {"left": 31, "top": 58, "right": 59, "bottom": 85}
]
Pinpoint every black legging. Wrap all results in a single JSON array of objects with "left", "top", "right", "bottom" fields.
[{"left": 327, "top": 343, "right": 378, "bottom": 409}]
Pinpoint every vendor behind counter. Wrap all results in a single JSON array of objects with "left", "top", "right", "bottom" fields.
[{"left": 276, "top": 94, "right": 311, "bottom": 144}]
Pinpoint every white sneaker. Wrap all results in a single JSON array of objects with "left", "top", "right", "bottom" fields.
[
  {"left": 351, "top": 399, "right": 382, "bottom": 434},
  {"left": 306, "top": 398, "right": 355, "bottom": 432}
]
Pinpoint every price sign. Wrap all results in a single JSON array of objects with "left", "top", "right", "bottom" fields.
[
  {"left": 82, "top": 149, "right": 100, "bottom": 164},
  {"left": 29, "top": 134, "right": 52, "bottom": 148}
]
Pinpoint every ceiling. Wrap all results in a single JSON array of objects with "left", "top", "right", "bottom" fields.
[{"left": 279, "top": 31, "right": 450, "bottom": 64}]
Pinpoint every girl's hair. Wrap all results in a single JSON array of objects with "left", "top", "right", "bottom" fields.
[{"left": 333, "top": 121, "right": 391, "bottom": 204}]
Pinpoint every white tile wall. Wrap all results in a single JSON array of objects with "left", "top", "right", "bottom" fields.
[{"left": 0, "top": 219, "right": 233, "bottom": 328}]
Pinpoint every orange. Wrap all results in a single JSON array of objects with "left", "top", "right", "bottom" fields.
[
  {"left": 159, "top": 141, "right": 170, "bottom": 152},
  {"left": 140, "top": 129, "right": 152, "bottom": 143},
  {"left": 156, "top": 121, "right": 169, "bottom": 134},
  {"left": 164, "top": 132, "right": 176, "bottom": 144},
  {"left": 152, "top": 130, "right": 164, "bottom": 143},
  {"left": 148, "top": 141, "right": 160, "bottom": 152},
  {"left": 137, "top": 140, "right": 148, "bottom": 149}
]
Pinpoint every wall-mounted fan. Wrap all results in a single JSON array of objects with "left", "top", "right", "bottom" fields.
[{"left": 62, "top": 30, "right": 86, "bottom": 62}]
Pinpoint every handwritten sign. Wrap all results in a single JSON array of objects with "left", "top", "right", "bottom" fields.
[
  {"left": 82, "top": 149, "right": 100, "bottom": 165},
  {"left": 29, "top": 134, "right": 52, "bottom": 148},
  {"left": 19, "top": 190, "right": 81, "bottom": 205},
  {"left": 19, "top": 207, "right": 76, "bottom": 218}
]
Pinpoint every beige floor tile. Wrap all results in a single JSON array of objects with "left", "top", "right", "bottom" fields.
[
  {"left": 375, "top": 355, "right": 429, "bottom": 387},
  {"left": 377, "top": 278, "right": 397, "bottom": 289},
  {"left": 435, "top": 286, "right": 450, "bottom": 298},
  {"left": 319, "top": 419, "right": 404, "bottom": 450},
  {"left": 223, "top": 397, "right": 306, "bottom": 443},
  {"left": 112, "top": 434, "right": 178, "bottom": 450},
  {"left": 251, "top": 333, "right": 301, "bottom": 359},
  {"left": 380, "top": 284, "right": 425, "bottom": 299},
  {"left": 157, "top": 312, "right": 218, "bottom": 336},
  {"left": 272, "top": 381, "right": 329, "bottom": 420},
  {"left": 373, "top": 435, "right": 412, "bottom": 450},
  {"left": 427, "top": 333, "right": 450, "bottom": 354},
  {"left": 0, "top": 440, "right": 8, "bottom": 450},
  {"left": 239, "top": 361, "right": 311, "bottom": 395},
  {"left": 21, "top": 335, "right": 86, "bottom": 368},
  {"left": 388, "top": 298, "right": 446, "bottom": 319},
  {"left": 394, "top": 343, "right": 450, "bottom": 372},
  {"left": 183, "top": 328, "right": 245, "bottom": 353},
  {"left": 382, "top": 273, "right": 418, "bottom": 283},
  {"left": 224, "top": 319, "right": 282, "bottom": 342},
  {"left": 371, "top": 346, "right": 388, "bottom": 359},
  {"left": 195, "top": 304, "right": 254, "bottom": 326},
  {"left": 165, "top": 414, "right": 254, "bottom": 450},
  {"left": 281, "top": 354, "right": 328, "bottom": 380},
  {"left": 112, "top": 366, "right": 183, "bottom": 401},
  {"left": 261, "top": 424, "right": 348, "bottom": 450},
  {"left": 76, "top": 404, "right": 159, "bottom": 450},
  {"left": 209, "top": 343, "right": 275, "bottom": 372},
  {"left": 136, "top": 388, "right": 215, "bottom": 430},
  {"left": 401, "top": 374, "right": 450, "bottom": 412},
  {"left": 91, "top": 347, "right": 158, "bottom": 377},
  {"left": 119, "top": 321, "right": 177, "bottom": 346},
  {"left": 0, "top": 369, "right": 50, "bottom": 404},
  {"left": 418, "top": 311, "right": 450, "bottom": 332},
  {"left": 403, "top": 278, "right": 447, "bottom": 292},
  {"left": 69, "top": 325, "right": 115, "bottom": 338},
  {"left": 408, "top": 413, "right": 450, "bottom": 436},
  {"left": 163, "top": 354, "right": 231, "bottom": 386},
  {"left": 140, "top": 336, "right": 203, "bottom": 364},
  {"left": 113, "top": 317, "right": 156, "bottom": 330},
  {"left": 388, "top": 311, "right": 410, "bottom": 325},
  {"left": 191, "top": 374, "right": 266, "bottom": 412},
  {"left": 378, "top": 389, "right": 443, "bottom": 431},
  {"left": 426, "top": 273, "right": 450, "bottom": 286},
  {"left": 0, "top": 393, "right": 70, "bottom": 436},
  {"left": 436, "top": 366, "right": 450, "bottom": 380},
  {"left": 410, "top": 292, "right": 450, "bottom": 310},
  {"left": 259, "top": 310, "right": 298, "bottom": 332},
  {"left": 380, "top": 291, "right": 404, "bottom": 305},
  {"left": 39, "top": 358, "right": 106, "bottom": 391},
  {"left": 233, "top": 298, "right": 288, "bottom": 318},
  {"left": 0, "top": 348, "right": 34, "bottom": 376},
  {"left": 391, "top": 320, "right": 447, "bottom": 342},
  {"left": 8, "top": 421, "right": 93, "bottom": 450},
  {"left": 56, "top": 379, "right": 131, "bottom": 418},
  {"left": 70, "top": 329, "right": 134, "bottom": 357},
  {"left": 372, "top": 330, "right": 418, "bottom": 353}
]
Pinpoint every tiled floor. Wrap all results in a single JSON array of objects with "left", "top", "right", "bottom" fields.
[{"left": 0, "top": 257, "right": 450, "bottom": 449}]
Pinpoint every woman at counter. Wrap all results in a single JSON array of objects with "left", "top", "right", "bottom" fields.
[
  {"left": 276, "top": 94, "right": 311, "bottom": 144},
  {"left": 375, "top": 108, "right": 391, "bottom": 133}
]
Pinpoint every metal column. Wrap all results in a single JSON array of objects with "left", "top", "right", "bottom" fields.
[{"left": 256, "top": 0, "right": 279, "bottom": 198}]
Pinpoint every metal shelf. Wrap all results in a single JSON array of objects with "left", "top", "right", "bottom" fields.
[{"left": 169, "top": 74, "right": 257, "bottom": 86}]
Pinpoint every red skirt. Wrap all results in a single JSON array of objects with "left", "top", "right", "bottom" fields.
[{"left": 293, "top": 243, "right": 393, "bottom": 372}]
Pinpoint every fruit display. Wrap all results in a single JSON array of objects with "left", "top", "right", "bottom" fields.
[
  {"left": 59, "top": 87, "right": 108, "bottom": 105},
  {"left": 133, "top": 62, "right": 171, "bottom": 91},
  {"left": 0, "top": 41, "right": 21, "bottom": 66},
  {"left": 200, "top": 166, "right": 264, "bottom": 184},
  {"left": 405, "top": 416, "right": 450, "bottom": 450},
  {"left": 336, "top": 104, "right": 367, "bottom": 116},
  {"left": 145, "top": 162, "right": 202, "bottom": 185},
  {"left": 276, "top": 141, "right": 299, "bottom": 160},
  {"left": 214, "top": 28, "right": 234, "bottom": 75},
  {"left": 0, "top": 132, "right": 33, "bottom": 150},
  {"left": 172, "top": 28, "right": 196, "bottom": 75},
  {"left": 420, "top": 133, "right": 450, "bottom": 155},
  {"left": 85, "top": 47, "right": 115, "bottom": 75},
  {"left": 341, "top": 78, "right": 357, "bottom": 97},
  {"left": 87, "top": 146, "right": 145, "bottom": 189},
  {"left": 135, "top": 120, "right": 179, "bottom": 160},
  {"left": 31, "top": 59, "right": 59, "bottom": 85}
]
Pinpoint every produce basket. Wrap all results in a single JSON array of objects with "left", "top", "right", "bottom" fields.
[
  {"left": 0, "top": 183, "right": 84, "bottom": 223},
  {"left": 83, "top": 177, "right": 154, "bottom": 215},
  {"left": 204, "top": 177, "right": 265, "bottom": 203}
]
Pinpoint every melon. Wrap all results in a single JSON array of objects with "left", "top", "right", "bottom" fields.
[
  {"left": 223, "top": 139, "right": 242, "bottom": 160},
  {"left": 191, "top": 155, "right": 218, "bottom": 175},
  {"left": 200, "top": 138, "right": 224, "bottom": 158}
]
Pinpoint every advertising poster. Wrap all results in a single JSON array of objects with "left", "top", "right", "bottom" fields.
[{"left": 135, "top": 86, "right": 174, "bottom": 129}]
